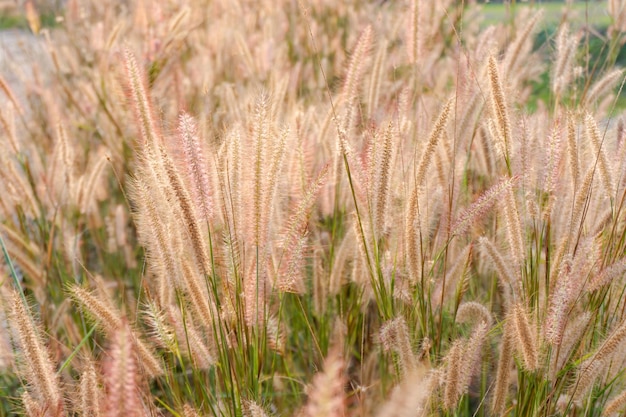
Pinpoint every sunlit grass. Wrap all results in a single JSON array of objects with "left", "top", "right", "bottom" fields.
[{"left": 0, "top": 1, "right": 626, "bottom": 416}]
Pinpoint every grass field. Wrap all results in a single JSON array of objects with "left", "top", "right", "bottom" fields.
[{"left": 1, "top": 1, "right": 626, "bottom": 417}]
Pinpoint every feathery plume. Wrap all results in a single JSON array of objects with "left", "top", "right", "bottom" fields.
[
  {"left": 590, "top": 318, "right": 626, "bottom": 366},
  {"left": 513, "top": 303, "right": 539, "bottom": 371},
  {"left": 266, "top": 314, "right": 286, "bottom": 354},
  {"left": 603, "top": 387, "right": 626, "bottom": 416},
  {"left": 278, "top": 235, "right": 307, "bottom": 294},
  {"left": 478, "top": 236, "right": 517, "bottom": 300},
  {"left": 70, "top": 286, "right": 123, "bottom": 332},
  {"left": 566, "top": 111, "right": 580, "bottom": 188},
  {"left": 551, "top": 312, "right": 591, "bottom": 379},
  {"left": 224, "top": 124, "right": 243, "bottom": 225},
  {"left": 243, "top": 400, "right": 270, "bottom": 417},
  {"left": 79, "top": 153, "right": 109, "bottom": 215},
  {"left": 443, "top": 340, "right": 464, "bottom": 411},
  {"left": 124, "top": 48, "right": 161, "bottom": 150},
  {"left": 183, "top": 404, "right": 202, "bottom": 417},
  {"left": 375, "top": 368, "right": 433, "bottom": 417},
  {"left": 552, "top": 24, "right": 579, "bottom": 97},
  {"left": 128, "top": 175, "right": 179, "bottom": 307},
  {"left": 0, "top": 152, "right": 41, "bottom": 218},
  {"left": 503, "top": 10, "right": 543, "bottom": 76},
  {"left": 56, "top": 122, "right": 75, "bottom": 202},
  {"left": 488, "top": 56, "right": 512, "bottom": 162},
  {"left": 251, "top": 92, "right": 270, "bottom": 248},
  {"left": 367, "top": 40, "right": 387, "bottom": 118},
  {"left": 588, "top": 258, "right": 626, "bottom": 292},
  {"left": 261, "top": 125, "right": 288, "bottom": 244},
  {"left": 142, "top": 302, "right": 175, "bottom": 350},
  {"left": 70, "top": 286, "right": 162, "bottom": 377},
  {"left": 371, "top": 122, "right": 394, "bottom": 236},
  {"left": 169, "top": 308, "right": 215, "bottom": 369},
  {"left": 583, "top": 69, "right": 624, "bottom": 107},
  {"left": 542, "top": 123, "right": 564, "bottom": 199},
  {"left": 0, "top": 74, "right": 24, "bottom": 116},
  {"left": 571, "top": 358, "right": 606, "bottom": 403},
  {"left": 178, "top": 112, "right": 213, "bottom": 223},
  {"left": 617, "top": 117, "right": 625, "bottom": 154},
  {"left": 379, "top": 317, "right": 417, "bottom": 375},
  {"left": 21, "top": 391, "right": 43, "bottom": 417},
  {"left": 80, "top": 360, "right": 101, "bottom": 417},
  {"left": 405, "top": 187, "right": 423, "bottom": 284},
  {"left": 570, "top": 320, "right": 626, "bottom": 401},
  {"left": 545, "top": 259, "right": 574, "bottom": 346},
  {"left": 342, "top": 25, "right": 373, "bottom": 103},
  {"left": 569, "top": 168, "right": 595, "bottom": 236},
  {"left": 160, "top": 146, "right": 212, "bottom": 276},
  {"left": 501, "top": 180, "right": 525, "bottom": 271},
  {"left": 11, "top": 293, "right": 63, "bottom": 416},
  {"left": 458, "top": 322, "right": 489, "bottom": 398},
  {"left": 180, "top": 259, "right": 216, "bottom": 336},
  {"left": 451, "top": 176, "right": 519, "bottom": 236},
  {"left": 456, "top": 302, "right": 493, "bottom": 327},
  {"left": 103, "top": 321, "right": 143, "bottom": 417},
  {"left": 584, "top": 112, "right": 615, "bottom": 197},
  {"left": 406, "top": 0, "right": 420, "bottom": 64},
  {"left": 414, "top": 98, "right": 453, "bottom": 189},
  {"left": 303, "top": 347, "right": 347, "bottom": 417},
  {"left": 244, "top": 260, "right": 268, "bottom": 327},
  {"left": 491, "top": 319, "right": 514, "bottom": 416},
  {"left": 282, "top": 164, "right": 329, "bottom": 249},
  {"left": 405, "top": 100, "right": 453, "bottom": 283}
]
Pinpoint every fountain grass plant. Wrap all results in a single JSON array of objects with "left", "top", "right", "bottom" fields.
[{"left": 2, "top": 0, "right": 626, "bottom": 416}]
